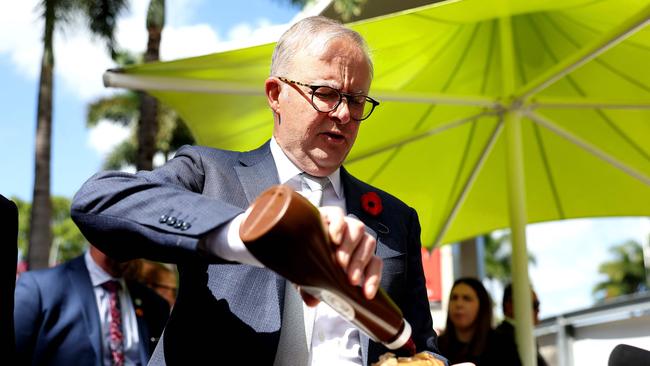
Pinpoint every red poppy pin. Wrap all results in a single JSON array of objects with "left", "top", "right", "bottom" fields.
[{"left": 361, "top": 192, "right": 383, "bottom": 216}]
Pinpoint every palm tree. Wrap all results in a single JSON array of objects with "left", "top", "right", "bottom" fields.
[
  {"left": 87, "top": 91, "right": 194, "bottom": 169},
  {"left": 593, "top": 240, "right": 647, "bottom": 301},
  {"left": 15, "top": 196, "right": 87, "bottom": 267},
  {"left": 483, "top": 231, "right": 536, "bottom": 286},
  {"left": 137, "top": 0, "right": 164, "bottom": 170},
  {"left": 29, "top": 0, "right": 128, "bottom": 270},
  {"left": 284, "top": 0, "right": 367, "bottom": 21},
  {"left": 87, "top": 50, "right": 194, "bottom": 170}
]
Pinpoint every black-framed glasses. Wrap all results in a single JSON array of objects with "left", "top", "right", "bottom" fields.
[{"left": 278, "top": 76, "right": 379, "bottom": 121}]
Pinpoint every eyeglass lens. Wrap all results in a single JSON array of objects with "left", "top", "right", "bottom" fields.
[{"left": 311, "top": 86, "right": 375, "bottom": 120}]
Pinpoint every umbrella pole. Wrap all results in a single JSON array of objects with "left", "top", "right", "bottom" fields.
[
  {"left": 500, "top": 16, "right": 536, "bottom": 366},
  {"left": 504, "top": 109, "right": 536, "bottom": 366}
]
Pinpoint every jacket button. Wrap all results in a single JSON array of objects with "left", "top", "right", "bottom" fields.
[
  {"left": 174, "top": 220, "right": 184, "bottom": 229},
  {"left": 167, "top": 217, "right": 177, "bottom": 226},
  {"left": 159, "top": 215, "right": 168, "bottom": 223},
  {"left": 181, "top": 223, "right": 191, "bottom": 231}
]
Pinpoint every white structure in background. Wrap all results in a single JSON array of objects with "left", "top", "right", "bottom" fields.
[{"left": 536, "top": 292, "right": 650, "bottom": 366}]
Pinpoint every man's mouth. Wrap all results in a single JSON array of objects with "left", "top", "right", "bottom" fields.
[{"left": 321, "top": 131, "right": 346, "bottom": 143}]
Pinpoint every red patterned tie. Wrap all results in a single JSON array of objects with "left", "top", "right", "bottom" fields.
[{"left": 102, "top": 280, "right": 125, "bottom": 366}]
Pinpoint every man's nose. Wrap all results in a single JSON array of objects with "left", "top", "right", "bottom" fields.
[{"left": 329, "top": 97, "right": 351, "bottom": 124}]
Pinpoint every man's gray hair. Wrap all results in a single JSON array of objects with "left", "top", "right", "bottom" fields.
[{"left": 270, "top": 16, "right": 373, "bottom": 79}]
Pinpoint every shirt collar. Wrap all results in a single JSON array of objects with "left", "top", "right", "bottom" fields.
[
  {"left": 84, "top": 250, "right": 123, "bottom": 288},
  {"left": 270, "top": 137, "right": 342, "bottom": 199}
]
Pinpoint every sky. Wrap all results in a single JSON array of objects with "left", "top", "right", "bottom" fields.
[{"left": 0, "top": 0, "right": 648, "bottom": 320}]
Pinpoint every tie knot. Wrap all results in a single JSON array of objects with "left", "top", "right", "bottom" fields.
[
  {"left": 300, "top": 173, "right": 330, "bottom": 192},
  {"left": 102, "top": 280, "right": 121, "bottom": 293}
]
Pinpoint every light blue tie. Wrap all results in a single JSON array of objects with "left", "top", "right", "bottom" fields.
[{"left": 273, "top": 173, "right": 330, "bottom": 366}]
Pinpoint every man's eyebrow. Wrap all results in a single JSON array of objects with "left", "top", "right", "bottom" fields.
[{"left": 309, "top": 79, "right": 368, "bottom": 95}]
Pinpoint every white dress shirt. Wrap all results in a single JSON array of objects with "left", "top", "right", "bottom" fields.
[
  {"left": 207, "top": 137, "right": 363, "bottom": 365},
  {"left": 85, "top": 251, "right": 141, "bottom": 366}
]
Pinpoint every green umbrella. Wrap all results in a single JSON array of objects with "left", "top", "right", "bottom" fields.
[{"left": 104, "top": 1, "right": 650, "bottom": 364}]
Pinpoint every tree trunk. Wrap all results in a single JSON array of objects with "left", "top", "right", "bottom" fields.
[
  {"left": 28, "top": 44, "right": 54, "bottom": 270},
  {"left": 136, "top": 0, "right": 164, "bottom": 171},
  {"left": 137, "top": 92, "right": 158, "bottom": 171}
]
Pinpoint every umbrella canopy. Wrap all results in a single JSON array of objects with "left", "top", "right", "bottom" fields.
[
  {"left": 104, "top": 1, "right": 650, "bottom": 364},
  {"left": 106, "top": 0, "right": 650, "bottom": 246}
]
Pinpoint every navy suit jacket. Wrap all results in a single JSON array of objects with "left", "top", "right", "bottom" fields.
[
  {"left": 14, "top": 255, "right": 170, "bottom": 366},
  {"left": 1, "top": 194, "right": 18, "bottom": 357},
  {"left": 71, "top": 142, "right": 437, "bottom": 365}
]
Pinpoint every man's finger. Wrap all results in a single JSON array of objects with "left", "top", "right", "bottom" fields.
[
  {"left": 346, "top": 233, "right": 376, "bottom": 285},
  {"left": 335, "top": 217, "right": 366, "bottom": 268},
  {"left": 363, "top": 256, "right": 383, "bottom": 299},
  {"left": 320, "top": 206, "right": 346, "bottom": 245}
]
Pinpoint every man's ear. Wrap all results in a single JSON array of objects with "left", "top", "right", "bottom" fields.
[{"left": 265, "top": 77, "right": 281, "bottom": 113}]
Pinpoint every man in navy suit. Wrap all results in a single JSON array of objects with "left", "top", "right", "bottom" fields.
[
  {"left": 14, "top": 245, "right": 170, "bottom": 365},
  {"left": 72, "top": 16, "right": 442, "bottom": 365},
  {"left": 1, "top": 194, "right": 18, "bottom": 358}
]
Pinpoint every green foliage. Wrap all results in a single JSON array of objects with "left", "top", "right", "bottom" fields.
[
  {"left": 483, "top": 231, "right": 536, "bottom": 286},
  {"left": 87, "top": 92, "right": 140, "bottom": 127},
  {"left": 146, "top": 0, "right": 165, "bottom": 29},
  {"left": 87, "top": 90, "right": 195, "bottom": 169},
  {"left": 593, "top": 239, "right": 648, "bottom": 301},
  {"left": 87, "top": 46, "right": 195, "bottom": 170},
  {"left": 15, "top": 196, "right": 87, "bottom": 264},
  {"left": 39, "top": 0, "right": 128, "bottom": 57},
  {"left": 279, "top": 0, "right": 367, "bottom": 21},
  {"left": 104, "top": 139, "right": 138, "bottom": 170},
  {"left": 331, "top": 0, "right": 367, "bottom": 21},
  {"left": 14, "top": 197, "right": 31, "bottom": 258}
]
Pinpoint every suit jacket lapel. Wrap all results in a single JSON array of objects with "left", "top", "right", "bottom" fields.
[
  {"left": 342, "top": 168, "right": 393, "bottom": 257},
  {"left": 234, "top": 141, "right": 280, "bottom": 205},
  {"left": 342, "top": 168, "right": 401, "bottom": 365},
  {"left": 234, "top": 141, "right": 288, "bottom": 348},
  {"left": 67, "top": 256, "right": 102, "bottom": 363}
]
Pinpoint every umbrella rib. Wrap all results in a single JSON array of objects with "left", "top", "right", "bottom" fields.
[
  {"left": 103, "top": 71, "right": 263, "bottom": 95},
  {"left": 365, "top": 104, "right": 436, "bottom": 183},
  {"left": 531, "top": 97, "right": 650, "bottom": 109},
  {"left": 531, "top": 123, "right": 565, "bottom": 219},
  {"left": 515, "top": 3, "right": 650, "bottom": 101},
  {"left": 432, "top": 116, "right": 504, "bottom": 247},
  {"left": 556, "top": 12, "right": 650, "bottom": 52},
  {"left": 346, "top": 110, "right": 494, "bottom": 164},
  {"left": 596, "top": 109, "right": 650, "bottom": 163},
  {"left": 443, "top": 119, "right": 479, "bottom": 223},
  {"left": 372, "top": 90, "right": 496, "bottom": 107},
  {"left": 526, "top": 111, "right": 650, "bottom": 186},
  {"left": 543, "top": 13, "right": 650, "bottom": 94}
]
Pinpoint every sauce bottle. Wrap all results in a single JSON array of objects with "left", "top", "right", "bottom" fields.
[{"left": 239, "top": 184, "right": 415, "bottom": 353}]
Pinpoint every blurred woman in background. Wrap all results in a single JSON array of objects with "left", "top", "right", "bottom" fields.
[{"left": 438, "top": 277, "right": 520, "bottom": 365}]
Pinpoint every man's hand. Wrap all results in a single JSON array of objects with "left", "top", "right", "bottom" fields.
[{"left": 302, "top": 206, "right": 383, "bottom": 302}]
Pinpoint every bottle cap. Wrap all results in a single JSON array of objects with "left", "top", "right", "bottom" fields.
[{"left": 384, "top": 320, "right": 412, "bottom": 350}]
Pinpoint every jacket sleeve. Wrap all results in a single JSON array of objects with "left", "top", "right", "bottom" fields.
[
  {"left": 71, "top": 146, "right": 244, "bottom": 263},
  {"left": 404, "top": 208, "right": 440, "bottom": 354},
  {"left": 14, "top": 272, "right": 41, "bottom": 365}
]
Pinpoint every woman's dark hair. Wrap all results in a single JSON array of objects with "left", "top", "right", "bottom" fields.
[{"left": 439, "top": 277, "right": 493, "bottom": 360}]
